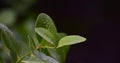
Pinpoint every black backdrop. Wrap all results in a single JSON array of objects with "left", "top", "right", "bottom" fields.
[
  {"left": 0, "top": 0, "right": 120, "bottom": 63},
  {"left": 34, "top": 1, "right": 120, "bottom": 63}
]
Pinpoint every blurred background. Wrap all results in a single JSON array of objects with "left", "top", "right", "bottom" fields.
[{"left": 0, "top": 0, "right": 120, "bottom": 63}]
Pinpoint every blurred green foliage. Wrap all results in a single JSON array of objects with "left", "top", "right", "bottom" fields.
[
  {"left": 0, "top": 0, "right": 37, "bottom": 26},
  {"left": 0, "top": 13, "right": 86, "bottom": 63},
  {"left": 0, "top": 0, "right": 86, "bottom": 63}
]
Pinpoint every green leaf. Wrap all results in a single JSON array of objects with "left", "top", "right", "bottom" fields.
[
  {"left": 35, "top": 13, "right": 57, "bottom": 44},
  {"left": 0, "top": 24, "right": 19, "bottom": 53},
  {"left": 0, "top": 24, "right": 13, "bottom": 36},
  {"left": 0, "top": 56, "right": 5, "bottom": 63},
  {"left": 47, "top": 48, "right": 60, "bottom": 62},
  {"left": 57, "top": 35, "right": 86, "bottom": 48},
  {"left": 35, "top": 28, "right": 56, "bottom": 45},
  {"left": 45, "top": 33, "right": 70, "bottom": 63},
  {"left": 57, "top": 46, "right": 70, "bottom": 63},
  {"left": 34, "top": 50, "right": 59, "bottom": 63},
  {"left": 18, "top": 40, "right": 32, "bottom": 60},
  {"left": 56, "top": 33, "right": 67, "bottom": 43},
  {"left": 1, "top": 30, "right": 18, "bottom": 63},
  {"left": 22, "top": 51, "right": 59, "bottom": 63},
  {"left": 35, "top": 13, "right": 57, "bottom": 35},
  {"left": 21, "top": 54, "right": 49, "bottom": 63},
  {"left": 56, "top": 33, "right": 70, "bottom": 63},
  {"left": 0, "top": 50, "right": 11, "bottom": 63},
  {"left": 28, "top": 35, "right": 36, "bottom": 52}
]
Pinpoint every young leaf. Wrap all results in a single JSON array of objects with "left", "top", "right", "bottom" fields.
[
  {"left": 35, "top": 13, "right": 58, "bottom": 44},
  {"left": 35, "top": 13, "right": 57, "bottom": 36},
  {"left": 56, "top": 33, "right": 67, "bottom": 42},
  {"left": 57, "top": 35, "right": 86, "bottom": 48},
  {"left": 35, "top": 28, "right": 56, "bottom": 45}
]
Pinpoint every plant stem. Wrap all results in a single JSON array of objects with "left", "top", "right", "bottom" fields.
[
  {"left": 42, "top": 46, "right": 55, "bottom": 49},
  {"left": 16, "top": 52, "right": 31, "bottom": 63}
]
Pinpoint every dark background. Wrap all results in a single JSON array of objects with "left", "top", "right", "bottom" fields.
[{"left": 0, "top": 0, "right": 120, "bottom": 63}]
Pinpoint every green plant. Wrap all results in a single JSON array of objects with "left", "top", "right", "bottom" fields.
[{"left": 0, "top": 13, "right": 86, "bottom": 63}]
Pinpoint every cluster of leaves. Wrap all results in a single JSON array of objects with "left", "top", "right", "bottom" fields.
[{"left": 0, "top": 13, "right": 86, "bottom": 63}]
